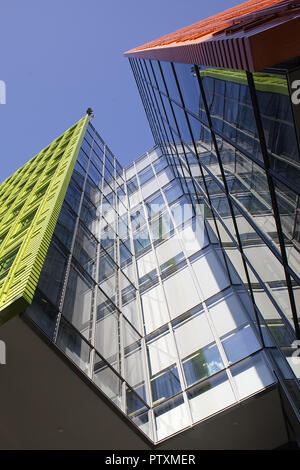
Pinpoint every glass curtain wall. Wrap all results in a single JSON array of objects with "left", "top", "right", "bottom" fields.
[
  {"left": 24, "top": 122, "right": 151, "bottom": 439},
  {"left": 124, "top": 131, "right": 276, "bottom": 442},
  {"left": 129, "top": 56, "right": 300, "bottom": 436},
  {"left": 22, "top": 66, "right": 300, "bottom": 444}
]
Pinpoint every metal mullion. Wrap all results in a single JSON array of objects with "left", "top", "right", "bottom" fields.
[
  {"left": 220, "top": 227, "right": 297, "bottom": 340},
  {"left": 81, "top": 133, "right": 99, "bottom": 380},
  {"left": 247, "top": 71, "right": 300, "bottom": 338},
  {"left": 146, "top": 78, "right": 184, "bottom": 111},
  {"left": 203, "top": 151, "right": 300, "bottom": 285},
  {"left": 138, "top": 61, "right": 170, "bottom": 152},
  {"left": 130, "top": 58, "right": 160, "bottom": 145},
  {"left": 176, "top": 124, "right": 232, "bottom": 278},
  {"left": 143, "top": 60, "right": 175, "bottom": 156},
  {"left": 213, "top": 123, "right": 267, "bottom": 171},
  {"left": 90, "top": 134, "right": 106, "bottom": 378},
  {"left": 104, "top": 147, "right": 121, "bottom": 379},
  {"left": 199, "top": 87, "right": 300, "bottom": 200},
  {"left": 189, "top": 145, "right": 300, "bottom": 287},
  {"left": 148, "top": 62, "right": 177, "bottom": 156},
  {"left": 156, "top": 61, "right": 191, "bottom": 167},
  {"left": 270, "top": 167, "right": 300, "bottom": 197},
  {"left": 133, "top": 59, "right": 164, "bottom": 146},
  {"left": 228, "top": 191, "right": 300, "bottom": 285},
  {"left": 125, "top": 159, "right": 156, "bottom": 441},
  {"left": 170, "top": 62, "right": 237, "bottom": 289},
  {"left": 145, "top": 163, "right": 199, "bottom": 430},
  {"left": 54, "top": 123, "right": 95, "bottom": 348},
  {"left": 155, "top": 124, "right": 187, "bottom": 199},
  {"left": 267, "top": 350, "right": 300, "bottom": 426},
  {"left": 146, "top": 87, "right": 174, "bottom": 156},
  {"left": 135, "top": 166, "right": 193, "bottom": 434},
  {"left": 172, "top": 141, "right": 237, "bottom": 269},
  {"left": 194, "top": 66, "right": 266, "bottom": 347},
  {"left": 292, "top": 195, "right": 299, "bottom": 240},
  {"left": 144, "top": 89, "right": 171, "bottom": 155},
  {"left": 121, "top": 170, "right": 148, "bottom": 418},
  {"left": 159, "top": 179, "right": 235, "bottom": 390},
  {"left": 92, "top": 330, "right": 150, "bottom": 412},
  {"left": 138, "top": 79, "right": 163, "bottom": 147},
  {"left": 147, "top": 61, "right": 187, "bottom": 196},
  {"left": 101, "top": 147, "right": 124, "bottom": 409},
  {"left": 287, "top": 67, "right": 300, "bottom": 166},
  {"left": 210, "top": 197, "right": 295, "bottom": 328},
  {"left": 179, "top": 145, "right": 224, "bottom": 247},
  {"left": 155, "top": 61, "right": 197, "bottom": 215},
  {"left": 147, "top": 88, "right": 185, "bottom": 189},
  {"left": 268, "top": 146, "right": 300, "bottom": 172},
  {"left": 113, "top": 171, "right": 127, "bottom": 415},
  {"left": 213, "top": 204, "right": 266, "bottom": 345}
]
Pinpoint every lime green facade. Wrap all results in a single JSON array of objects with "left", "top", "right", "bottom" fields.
[{"left": 0, "top": 115, "right": 89, "bottom": 325}]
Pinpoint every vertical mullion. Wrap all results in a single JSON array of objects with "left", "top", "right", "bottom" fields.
[
  {"left": 195, "top": 66, "right": 266, "bottom": 347},
  {"left": 247, "top": 71, "right": 300, "bottom": 339},
  {"left": 90, "top": 134, "right": 106, "bottom": 381},
  {"left": 125, "top": 157, "right": 156, "bottom": 441},
  {"left": 156, "top": 61, "right": 197, "bottom": 217},
  {"left": 54, "top": 128, "right": 95, "bottom": 345}
]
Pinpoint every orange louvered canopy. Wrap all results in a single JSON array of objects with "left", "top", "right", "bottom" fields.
[{"left": 125, "top": 0, "right": 300, "bottom": 71}]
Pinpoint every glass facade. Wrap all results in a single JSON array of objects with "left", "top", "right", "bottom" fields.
[
  {"left": 22, "top": 97, "right": 300, "bottom": 443},
  {"left": 125, "top": 58, "right": 300, "bottom": 442},
  {"left": 0, "top": 0, "right": 298, "bottom": 450}
]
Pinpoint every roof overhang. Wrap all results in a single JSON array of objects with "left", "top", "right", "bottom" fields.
[{"left": 125, "top": 0, "right": 300, "bottom": 72}]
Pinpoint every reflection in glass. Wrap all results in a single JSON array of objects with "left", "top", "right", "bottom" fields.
[
  {"left": 62, "top": 265, "right": 93, "bottom": 337},
  {"left": 183, "top": 343, "right": 224, "bottom": 386},
  {"left": 93, "top": 353, "right": 122, "bottom": 408},
  {"left": 56, "top": 317, "right": 91, "bottom": 374}
]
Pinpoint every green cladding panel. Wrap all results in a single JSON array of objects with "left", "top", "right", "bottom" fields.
[{"left": 0, "top": 115, "right": 89, "bottom": 325}]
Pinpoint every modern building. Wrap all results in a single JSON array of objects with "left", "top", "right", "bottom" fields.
[{"left": 1, "top": 0, "right": 300, "bottom": 450}]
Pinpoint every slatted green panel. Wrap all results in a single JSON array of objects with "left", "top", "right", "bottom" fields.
[{"left": 0, "top": 115, "right": 89, "bottom": 325}]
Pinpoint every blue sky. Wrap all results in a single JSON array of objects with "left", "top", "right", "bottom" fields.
[{"left": 0, "top": 0, "right": 242, "bottom": 181}]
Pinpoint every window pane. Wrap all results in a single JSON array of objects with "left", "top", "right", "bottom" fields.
[
  {"left": 154, "top": 395, "right": 189, "bottom": 441},
  {"left": 222, "top": 325, "right": 261, "bottom": 364},
  {"left": 93, "top": 353, "right": 122, "bottom": 408},
  {"left": 73, "top": 223, "right": 97, "bottom": 278},
  {"left": 37, "top": 242, "right": 68, "bottom": 307},
  {"left": 141, "top": 284, "right": 169, "bottom": 334},
  {"left": 138, "top": 165, "right": 154, "bottom": 185},
  {"left": 188, "top": 371, "right": 236, "bottom": 423},
  {"left": 55, "top": 203, "right": 76, "bottom": 250},
  {"left": 174, "top": 63, "right": 203, "bottom": 117},
  {"left": 174, "top": 309, "right": 213, "bottom": 357},
  {"left": 56, "top": 317, "right": 91, "bottom": 374},
  {"left": 231, "top": 352, "right": 275, "bottom": 400},
  {"left": 62, "top": 266, "right": 93, "bottom": 337},
  {"left": 163, "top": 266, "right": 200, "bottom": 319},
  {"left": 24, "top": 292, "right": 57, "bottom": 339},
  {"left": 98, "top": 251, "right": 117, "bottom": 301},
  {"left": 183, "top": 343, "right": 224, "bottom": 386},
  {"left": 191, "top": 248, "right": 230, "bottom": 301},
  {"left": 95, "top": 288, "right": 119, "bottom": 368}
]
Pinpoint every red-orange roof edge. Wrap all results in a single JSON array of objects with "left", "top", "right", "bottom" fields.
[{"left": 124, "top": 0, "right": 300, "bottom": 72}]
